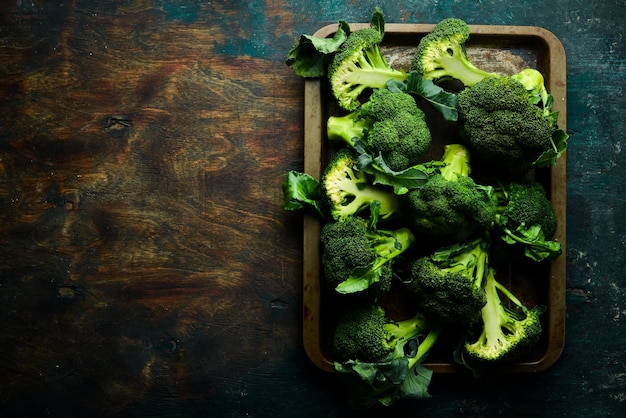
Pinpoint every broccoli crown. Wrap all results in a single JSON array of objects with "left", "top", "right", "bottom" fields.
[
  {"left": 401, "top": 144, "right": 497, "bottom": 244},
  {"left": 497, "top": 181, "right": 557, "bottom": 240},
  {"left": 320, "top": 216, "right": 415, "bottom": 293},
  {"left": 360, "top": 86, "right": 422, "bottom": 120},
  {"left": 456, "top": 75, "right": 555, "bottom": 176},
  {"left": 320, "top": 217, "right": 376, "bottom": 289},
  {"left": 328, "top": 28, "right": 407, "bottom": 111},
  {"left": 462, "top": 268, "right": 545, "bottom": 365},
  {"left": 328, "top": 88, "right": 432, "bottom": 172},
  {"left": 406, "top": 257, "right": 487, "bottom": 326},
  {"left": 403, "top": 175, "right": 493, "bottom": 243},
  {"left": 410, "top": 18, "right": 496, "bottom": 86},
  {"left": 332, "top": 303, "right": 430, "bottom": 363},
  {"left": 321, "top": 148, "right": 400, "bottom": 222}
]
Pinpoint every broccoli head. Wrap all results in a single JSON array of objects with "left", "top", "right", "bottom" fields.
[
  {"left": 320, "top": 216, "right": 415, "bottom": 294},
  {"left": 328, "top": 25, "right": 407, "bottom": 111},
  {"left": 497, "top": 181, "right": 557, "bottom": 239},
  {"left": 327, "top": 88, "right": 432, "bottom": 171},
  {"left": 456, "top": 75, "right": 558, "bottom": 177},
  {"left": 459, "top": 267, "right": 545, "bottom": 367},
  {"left": 492, "top": 180, "right": 561, "bottom": 262},
  {"left": 401, "top": 144, "right": 497, "bottom": 245},
  {"left": 321, "top": 148, "right": 401, "bottom": 222},
  {"left": 404, "top": 237, "right": 489, "bottom": 326},
  {"left": 333, "top": 302, "right": 442, "bottom": 405},
  {"left": 333, "top": 303, "right": 430, "bottom": 363},
  {"left": 410, "top": 18, "right": 496, "bottom": 87}
]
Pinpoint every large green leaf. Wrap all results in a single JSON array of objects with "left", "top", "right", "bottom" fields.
[{"left": 285, "top": 21, "right": 350, "bottom": 78}]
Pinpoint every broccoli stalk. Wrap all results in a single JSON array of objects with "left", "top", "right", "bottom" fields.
[
  {"left": 459, "top": 267, "right": 546, "bottom": 368},
  {"left": 333, "top": 303, "right": 442, "bottom": 405},
  {"left": 438, "top": 142, "right": 471, "bottom": 180},
  {"left": 326, "top": 111, "right": 373, "bottom": 150}
]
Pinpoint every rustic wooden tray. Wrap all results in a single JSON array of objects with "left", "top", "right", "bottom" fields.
[{"left": 302, "top": 23, "right": 567, "bottom": 373}]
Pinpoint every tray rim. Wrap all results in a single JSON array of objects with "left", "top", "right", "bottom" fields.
[{"left": 302, "top": 23, "right": 567, "bottom": 374}]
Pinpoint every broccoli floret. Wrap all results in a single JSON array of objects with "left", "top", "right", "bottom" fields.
[
  {"left": 492, "top": 180, "right": 561, "bottom": 262},
  {"left": 333, "top": 303, "right": 442, "bottom": 405},
  {"left": 401, "top": 144, "right": 497, "bottom": 245},
  {"left": 496, "top": 181, "right": 557, "bottom": 239},
  {"left": 460, "top": 267, "right": 545, "bottom": 367},
  {"left": 410, "top": 18, "right": 496, "bottom": 87},
  {"left": 327, "top": 88, "right": 432, "bottom": 171},
  {"left": 321, "top": 148, "right": 401, "bottom": 222},
  {"left": 333, "top": 303, "right": 430, "bottom": 363},
  {"left": 404, "top": 237, "right": 489, "bottom": 326},
  {"left": 456, "top": 75, "right": 558, "bottom": 177},
  {"left": 320, "top": 216, "right": 415, "bottom": 294},
  {"left": 328, "top": 23, "right": 407, "bottom": 111}
]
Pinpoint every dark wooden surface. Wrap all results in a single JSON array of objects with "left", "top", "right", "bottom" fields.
[{"left": 1, "top": 1, "right": 624, "bottom": 417}]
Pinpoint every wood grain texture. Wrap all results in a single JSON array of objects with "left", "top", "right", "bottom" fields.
[
  {"left": 0, "top": 2, "right": 306, "bottom": 415},
  {"left": 1, "top": 1, "right": 625, "bottom": 417}
]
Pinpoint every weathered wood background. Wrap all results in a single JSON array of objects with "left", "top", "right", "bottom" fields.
[{"left": 1, "top": 1, "right": 624, "bottom": 416}]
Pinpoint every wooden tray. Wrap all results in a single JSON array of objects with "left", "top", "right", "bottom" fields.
[{"left": 302, "top": 23, "right": 567, "bottom": 373}]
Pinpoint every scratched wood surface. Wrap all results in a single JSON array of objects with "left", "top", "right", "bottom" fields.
[{"left": 1, "top": 1, "right": 624, "bottom": 417}]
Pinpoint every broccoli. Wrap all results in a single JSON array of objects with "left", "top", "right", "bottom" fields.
[
  {"left": 459, "top": 267, "right": 545, "bottom": 368},
  {"left": 412, "top": 19, "right": 568, "bottom": 174},
  {"left": 492, "top": 180, "right": 562, "bottom": 262},
  {"left": 400, "top": 143, "right": 497, "bottom": 245},
  {"left": 333, "top": 303, "right": 429, "bottom": 363},
  {"left": 328, "top": 10, "right": 407, "bottom": 111},
  {"left": 321, "top": 148, "right": 401, "bottom": 222},
  {"left": 404, "top": 237, "right": 489, "bottom": 326},
  {"left": 455, "top": 74, "right": 561, "bottom": 177},
  {"left": 333, "top": 303, "right": 442, "bottom": 405},
  {"left": 327, "top": 88, "right": 432, "bottom": 171},
  {"left": 320, "top": 216, "right": 415, "bottom": 294},
  {"left": 410, "top": 18, "right": 497, "bottom": 87}
]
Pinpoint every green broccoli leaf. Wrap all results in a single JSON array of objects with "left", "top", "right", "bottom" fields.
[
  {"left": 534, "top": 128, "right": 569, "bottom": 167},
  {"left": 501, "top": 223, "right": 562, "bottom": 262},
  {"left": 383, "top": 364, "right": 433, "bottom": 405},
  {"left": 334, "top": 357, "right": 412, "bottom": 406},
  {"left": 285, "top": 21, "right": 351, "bottom": 78},
  {"left": 357, "top": 151, "right": 439, "bottom": 195},
  {"left": 282, "top": 171, "right": 325, "bottom": 218},
  {"left": 388, "top": 71, "right": 458, "bottom": 122},
  {"left": 335, "top": 263, "right": 384, "bottom": 294},
  {"left": 370, "top": 6, "right": 385, "bottom": 37}
]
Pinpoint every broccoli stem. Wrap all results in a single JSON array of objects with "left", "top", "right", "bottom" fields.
[
  {"left": 343, "top": 63, "right": 408, "bottom": 88},
  {"left": 493, "top": 278, "right": 527, "bottom": 312},
  {"left": 439, "top": 143, "right": 471, "bottom": 180},
  {"left": 476, "top": 268, "right": 505, "bottom": 347},
  {"left": 407, "top": 323, "right": 443, "bottom": 369},
  {"left": 367, "top": 227, "right": 416, "bottom": 269},
  {"left": 436, "top": 48, "right": 496, "bottom": 87},
  {"left": 339, "top": 169, "right": 401, "bottom": 219},
  {"left": 385, "top": 313, "right": 429, "bottom": 341}
]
